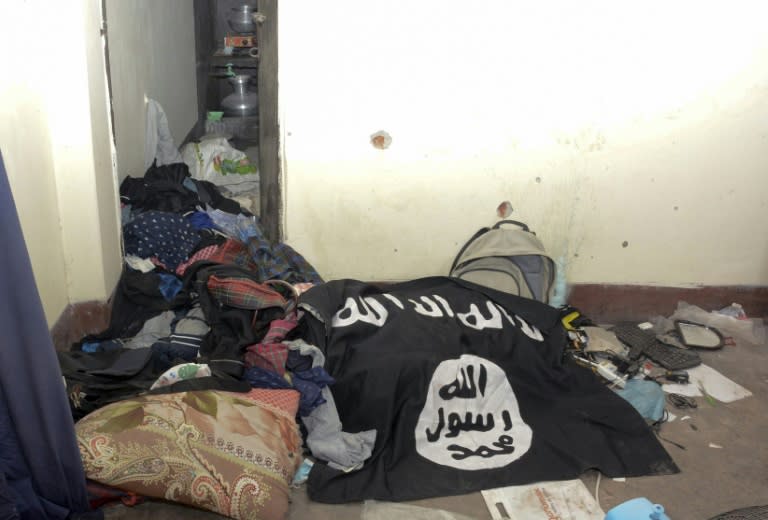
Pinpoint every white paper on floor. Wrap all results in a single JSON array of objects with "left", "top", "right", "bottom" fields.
[
  {"left": 481, "top": 479, "right": 604, "bottom": 520},
  {"left": 362, "top": 500, "right": 477, "bottom": 520},
  {"left": 661, "top": 363, "right": 752, "bottom": 403}
]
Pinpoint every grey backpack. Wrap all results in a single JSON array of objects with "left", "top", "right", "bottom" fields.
[{"left": 449, "top": 220, "right": 556, "bottom": 303}]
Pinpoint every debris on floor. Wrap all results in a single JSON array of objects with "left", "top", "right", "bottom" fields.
[
  {"left": 481, "top": 479, "right": 603, "bottom": 520},
  {"left": 661, "top": 364, "right": 752, "bottom": 403},
  {"left": 651, "top": 301, "right": 766, "bottom": 347}
]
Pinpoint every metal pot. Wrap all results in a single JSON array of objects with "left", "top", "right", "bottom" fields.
[
  {"left": 221, "top": 75, "right": 258, "bottom": 117},
  {"left": 228, "top": 5, "right": 256, "bottom": 33}
]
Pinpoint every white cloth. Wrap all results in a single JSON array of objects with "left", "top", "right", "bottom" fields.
[
  {"left": 144, "top": 99, "right": 183, "bottom": 170},
  {"left": 124, "top": 255, "right": 156, "bottom": 273}
]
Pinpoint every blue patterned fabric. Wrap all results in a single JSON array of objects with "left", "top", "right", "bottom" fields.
[
  {"left": 244, "top": 367, "right": 292, "bottom": 390},
  {"left": 292, "top": 367, "right": 334, "bottom": 417},
  {"left": 123, "top": 210, "right": 200, "bottom": 270},
  {"left": 244, "top": 365, "right": 334, "bottom": 417},
  {"left": 185, "top": 211, "right": 216, "bottom": 231},
  {"left": 247, "top": 237, "right": 324, "bottom": 284},
  {"left": 157, "top": 274, "right": 182, "bottom": 301},
  {"left": 150, "top": 341, "right": 199, "bottom": 371}
]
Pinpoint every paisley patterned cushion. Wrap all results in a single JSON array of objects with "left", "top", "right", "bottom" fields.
[{"left": 76, "top": 389, "right": 302, "bottom": 520}]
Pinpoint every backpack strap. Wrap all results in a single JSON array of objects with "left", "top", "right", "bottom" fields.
[
  {"left": 449, "top": 226, "right": 490, "bottom": 274},
  {"left": 492, "top": 220, "right": 532, "bottom": 233}
]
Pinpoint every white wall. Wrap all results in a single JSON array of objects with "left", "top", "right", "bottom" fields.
[
  {"left": 0, "top": 29, "right": 69, "bottom": 323},
  {"left": 0, "top": 0, "right": 122, "bottom": 325},
  {"left": 279, "top": 1, "right": 768, "bottom": 286},
  {"left": 106, "top": 0, "right": 198, "bottom": 179}
]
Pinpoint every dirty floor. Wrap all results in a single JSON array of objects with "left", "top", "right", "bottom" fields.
[{"left": 103, "top": 334, "right": 768, "bottom": 519}]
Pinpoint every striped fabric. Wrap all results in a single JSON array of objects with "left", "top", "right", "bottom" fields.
[
  {"left": 168, "top": 332, "right": 204, "bottom": 349},
  {"left": 169, "top": 306, "right": 208, "bottom": 351}
]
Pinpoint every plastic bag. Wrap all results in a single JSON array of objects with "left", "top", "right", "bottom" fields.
[
  {"left": 651, "top": 301, "right": 766, "bottom": 347},
  {"left": 716, "top": 303, "right": 748, "bottom": 320},
  {"left": 181, "top": 137, "right": 259, "bottom": 194}
]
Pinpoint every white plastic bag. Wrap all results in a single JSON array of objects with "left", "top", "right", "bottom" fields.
[
  {"left": 652, "top": 301, "right": 766, "bottom": 346},
  {"left": 181, "top": 137, "right": 259, "bottom": 194}
]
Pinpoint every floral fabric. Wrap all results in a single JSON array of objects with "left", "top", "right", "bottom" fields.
[{"left": 76, "top": 389, "right": 301, "bottom": 520}]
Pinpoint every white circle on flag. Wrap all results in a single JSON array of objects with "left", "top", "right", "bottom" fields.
[{"left": 415, "top": 354, "right": 533, "bottom": 470}]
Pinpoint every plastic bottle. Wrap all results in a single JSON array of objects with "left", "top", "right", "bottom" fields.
[
  {"left": 604, "top": 497, "right": 670, "bottom": 520},
  {"left": 716, "top": 302, "right": 747, "bottom": 320},
  {"left": 549, "top": 256, "right": 568, "bottom": 308}
]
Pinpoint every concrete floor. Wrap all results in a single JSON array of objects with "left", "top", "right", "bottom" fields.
[{"left": 103, "top": 334, "right": 768, "bottom": 520}]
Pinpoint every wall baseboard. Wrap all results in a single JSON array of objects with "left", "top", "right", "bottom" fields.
[
  {"left": 568, "top": 284, "right": 768, "bottom": 323},
  {"left": 50, "top": 300, "right": 111, "bottom": 351}
]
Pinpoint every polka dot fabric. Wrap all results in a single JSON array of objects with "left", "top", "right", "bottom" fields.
[{"left": 123, "top": 210, "right": 201, "bottom": 270}]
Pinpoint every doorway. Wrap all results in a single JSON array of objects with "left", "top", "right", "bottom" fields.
[
  {"left": 103, "top": 0, "right": 281, "bottom": 242},
  {"left": 191, "top": 0, "right": 280, "bottom": 242}
]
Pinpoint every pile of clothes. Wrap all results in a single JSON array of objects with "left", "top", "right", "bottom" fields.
[{"left": 60, "top": 162, "right": 374, "bottom": 470}]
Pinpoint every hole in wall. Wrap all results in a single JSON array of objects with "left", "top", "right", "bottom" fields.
[
  {"left": 370, "top": 130, "right": 392, "bottom": 150},
  {"left": 497, "top": 201, "right": 513, "bottom": 218}
]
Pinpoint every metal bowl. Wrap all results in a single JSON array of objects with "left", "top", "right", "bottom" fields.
[{"left": 228, "top": 5, "right": 256, "bottom": 33}]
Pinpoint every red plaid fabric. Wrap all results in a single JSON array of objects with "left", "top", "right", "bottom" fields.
[
  {"left": 243, "top": 313, "right": 299, "bottom": 374},
  {"left": 208, "top": 239, "right": 257, "bottom": 271},
  {"left": 175, "top": 245, "right": 218, "bottom": 275},
  {"left": 244, "top": 343, "right": 289, "bottom": 375},
  {"left": 175, "top": 239, "right": 258, "bottom": 276},
  {"left": 262, "top": 315, "right": 299, "bottom": 344},
  {"left": 207, "top": 275, "right": 287, "bottom": 310}
]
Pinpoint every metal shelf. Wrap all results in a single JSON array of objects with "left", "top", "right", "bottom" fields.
[{"left": 211, "top": 52, "right": 259, "bottom": 64}]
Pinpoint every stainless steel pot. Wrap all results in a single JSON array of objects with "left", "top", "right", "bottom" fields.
[
  {"left": 228, "top": 5, "right": 257, "bottom": 34},
  {"left": 221, "top": 74, "right": 258, "bottom": 117}
]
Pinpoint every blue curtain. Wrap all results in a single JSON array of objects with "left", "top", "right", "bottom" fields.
[{"left": 0, "top": 152, "right": 92, "bottom": 519}]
